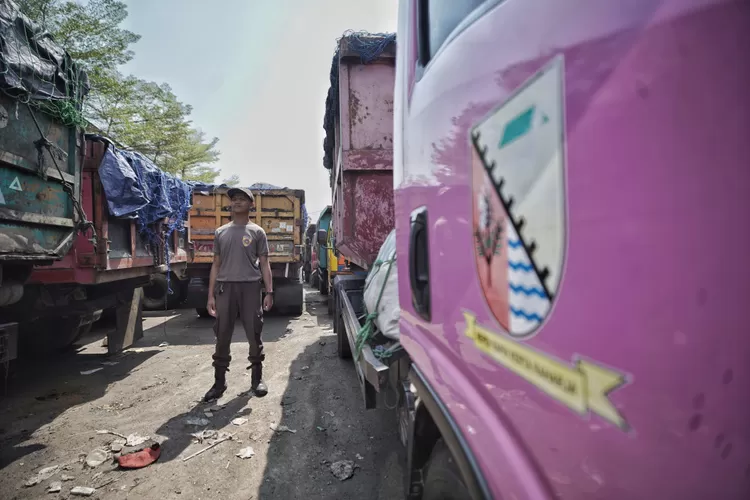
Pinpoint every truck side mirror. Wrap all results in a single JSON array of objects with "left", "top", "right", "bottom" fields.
[{"left": 317, "top": 229, "right": 327, "bottom": 245}]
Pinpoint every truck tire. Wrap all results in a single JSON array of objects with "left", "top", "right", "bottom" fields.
[
  {"left": 178, "top": 278, "right": 190, "bottom": 303},
  {"left": 303, "top": 265, "right": 311, "bottom": 284},
  {"left": 142, "top": 274, "right": 181, "bottom": 310},
  {"left": 332, "top": 292, "right": 338, "bottom": 334},
  {"left": 421, "top": 439, "right": 471, "bottom": 500},
  {"left": 290, "top": 301, "right": 304, "bottom": 316},
  {"left": 273, "top": 281, "right": 304, "bottom": 316},
  {"left": 20, "top": 314, "right": 91, "bottom": 357},
  {"left": 319, "top": 274, "right": 328, "bottom": 296},
  {"left": 335, "top": 294, "right": 351, "bottom": 359},
  {"left": 196, "top": 308, "right": 212, "bottom": 318},
  {"left": 279, "top": 298, "right": 304, "bottom": 316},
  {"left": 287, "top": 284, "right": 304, "bottom": 316}
]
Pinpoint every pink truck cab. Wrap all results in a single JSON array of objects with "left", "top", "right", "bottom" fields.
[{"left": 330, "top": 1, "right": 749, "bottom": 498}]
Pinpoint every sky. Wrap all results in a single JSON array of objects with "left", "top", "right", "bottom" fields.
[{"left": 121, "top": 0, "right": 398, "bottom": 219}]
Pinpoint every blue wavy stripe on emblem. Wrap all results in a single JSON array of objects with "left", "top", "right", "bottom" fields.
[
  {"left": 509, "top": 283, "right": 547, "bottom": 298},
  {"left": 508, "top": 240, "right": 523, "bottom": 249},
  {"left": 508, "top": 261, "right": 534, "bottom": 272},
  {"left": 509, "top": 307, "right": 543, "bottom": 322}
]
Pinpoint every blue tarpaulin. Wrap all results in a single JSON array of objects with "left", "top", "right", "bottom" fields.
[
  {"left": 92, "top": 140, "right": 307, "bottom": 235},
  {"left": 91, "top": 135, "right": 192, "bottom": 231},
  {"left": 89, "top": 134, "right": 193, "bottom": 294}
]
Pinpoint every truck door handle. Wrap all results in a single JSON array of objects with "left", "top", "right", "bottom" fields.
[{"left": 409, "top": 207, "right": 431, "bottom": 321}]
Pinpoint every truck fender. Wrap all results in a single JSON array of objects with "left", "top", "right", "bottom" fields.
[{"left": 406, "top": 365, "right": 491, "bottom": 500}]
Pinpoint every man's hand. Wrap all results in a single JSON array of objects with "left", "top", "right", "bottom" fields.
[
  {"left": 207, "top": 296, "right": 217, "bottom": 317},
  {"left": 259, "top": 254, "right": 273, "bottom": 312}
]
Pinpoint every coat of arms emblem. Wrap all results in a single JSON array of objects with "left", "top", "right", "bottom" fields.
[{"left": 470, "top": 56, "right": 566, "bottom": 338}]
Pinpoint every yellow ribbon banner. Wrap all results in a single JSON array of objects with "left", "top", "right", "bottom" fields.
[{"left": 463, "top": 312, "right": 629, "bottom": 430}]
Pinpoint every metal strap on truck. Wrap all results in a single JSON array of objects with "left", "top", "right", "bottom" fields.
[{"left": 26, "top": 103, "right": 97, "bottom": 247}]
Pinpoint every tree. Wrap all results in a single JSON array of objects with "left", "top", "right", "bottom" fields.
[
  {"left": 222, "top": 175, "right": 241, "bottom": 187},
  {"left": 84, "top": 71, "right": 139, "bottom": 135},
  {"left": 17, "top": 0, "right": 140, "bottom": 80},
  {"left": 475, "top": 192, "right": 503, "bottom": 286},
  {"left": 17, "top": 0, "right": 222, "bottom": 182},
  {"left": 113, "top": 80, "right": 192, "bottom": 162},
  {"left": 160, "top": 130, "right": 221, "bottom": 183}
]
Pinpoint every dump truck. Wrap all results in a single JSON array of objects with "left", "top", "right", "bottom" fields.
[
  {"left": 320, "top": 30, "right": 396, "bottom": 315},
  {"left": 302, "top": 222, "right": 317, "bottom": 284},
  {"left": 319, "top": 32, "right": 396, "bottom": 282},
  {"left": 0, "top": 1, "right": 89, "bottom": 360},
  {"left": 2, "top": 136, "right": 189, "bottom": 356},
  {"left": 185, "top": 184, "right": 306, "bottom": 316},
  {"left": 321, "top": 30, "right": 396, "bottom": 365},
  {"left": 0, "top": 89, "right": 85, "bottom": 361},
  {"left": 313, "top": 206, "right": 332, "bottom": 294},
  {"left": 316, "top": 26, "right": 398, "bottom": 297}
]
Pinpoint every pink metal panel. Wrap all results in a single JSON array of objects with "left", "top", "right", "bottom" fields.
[
  {"left": 332, "top": 40, "right": 396, "bottom": 270},
  {"left": 341, "top": 150, "right": 393, "bottom": 171},
  {"left": 346, "top": 63, "right": 395, "bottom": 152},
  {"left": 334, "top": 171, "right": 394, "bottom": 270}
]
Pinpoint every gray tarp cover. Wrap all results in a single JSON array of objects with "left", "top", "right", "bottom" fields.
[{"left": 0, "top": 0, "right": 89, "bottom": 101}]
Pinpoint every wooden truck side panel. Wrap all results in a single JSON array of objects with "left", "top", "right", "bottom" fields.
[{"left": 188, "top": 188, "right": 304, "bottom": 265}]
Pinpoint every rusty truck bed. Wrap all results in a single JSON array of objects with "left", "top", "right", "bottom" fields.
[
  {"left": 0, "top": 93, "right": 81, "bottom": 263},
  {"left": 326, "top": 35, "right": 396, "bottom": 271},
  {"left": 27, "top": 139, "right": 188, "bottom": 285}
]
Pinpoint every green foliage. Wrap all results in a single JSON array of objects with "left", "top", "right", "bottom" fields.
[
  {"left": 161, "top": 130, "right": 221, "bottom": 182},
  {"left": 18, "top": 0, "right": 140, "bottom": 69},
  {"left": 16, "top": 0, "right": 221, "bottom": 183}
]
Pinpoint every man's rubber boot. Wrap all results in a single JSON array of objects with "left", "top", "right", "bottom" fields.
[
  {"left": 251, "top": 364, "right": 268, "bottom": 397},
  {"left": 203, "top": 368, "right": 228, "bottom": 402}
]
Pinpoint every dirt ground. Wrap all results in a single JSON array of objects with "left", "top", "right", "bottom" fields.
[{"left": 0, "top": 287, "right": 405, "bottom": 499}]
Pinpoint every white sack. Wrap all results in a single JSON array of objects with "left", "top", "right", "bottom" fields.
[{"left": 363, "top": 230, "right": 400, "bottom": 341}]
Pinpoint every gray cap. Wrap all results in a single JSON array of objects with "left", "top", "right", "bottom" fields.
[{"left": 227, "top": 187, "right": 254, "bottom": 202}]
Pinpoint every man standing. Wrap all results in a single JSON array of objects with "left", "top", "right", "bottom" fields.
[{"left": 203, "top": 187, "right": 273, "bottom": 402}]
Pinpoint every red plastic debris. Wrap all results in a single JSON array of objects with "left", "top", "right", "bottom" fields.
[{"left": 117, "top": 443, "right": 161, "bottom": 469}]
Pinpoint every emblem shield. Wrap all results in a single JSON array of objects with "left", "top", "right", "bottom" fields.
[{"left": 470, "top": 56, "right": 566, "bottom": 339}]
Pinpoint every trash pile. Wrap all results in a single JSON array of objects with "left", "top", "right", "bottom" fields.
[
  {"left": 20, "top": 388, "right": 366, "bottom": 493},
  {"left": 22, "top": 429, "right": 162, "bottom": 496}
]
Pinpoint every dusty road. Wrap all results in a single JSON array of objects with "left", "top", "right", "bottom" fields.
[{"left": 0, "top": 287, "right": 404, "bottom": 499}]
